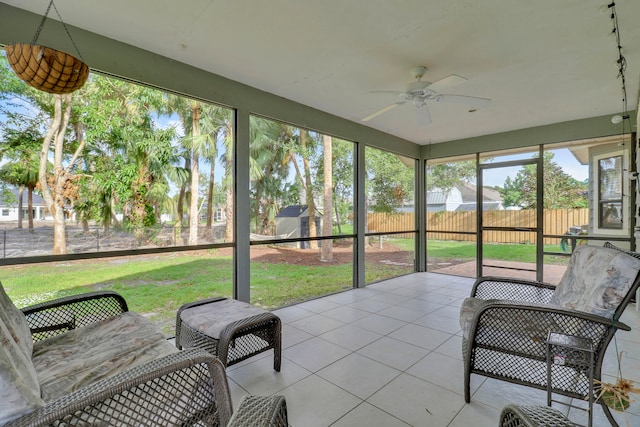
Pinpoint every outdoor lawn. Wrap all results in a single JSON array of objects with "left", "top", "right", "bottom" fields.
[
  {"left": 0, "top": 239, "right": 566, "bottom": 335},
  {"left": 427, "top": 240, "right": 569, "bottom": 264}
]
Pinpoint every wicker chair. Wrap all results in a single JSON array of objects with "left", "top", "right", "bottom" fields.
[
  {"left": 499, "top": 404, "right": 577, "bottom": 427},
  {"left": 2, "top": 290, "right": 287, "bottom": 426},
  {"left": 7, "top": 348, "right": 287, "bottom": 427},
  {"left": 461, "top": 245, "right": 640, "bottom": 427}
]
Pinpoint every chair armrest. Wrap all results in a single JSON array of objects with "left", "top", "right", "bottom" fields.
[
  {"left": 471, "top": 276, "right": 556, "bottom": 303},
  {"left": 20, "top": 291, "right": 128, "bottom": 342},
  {"left": 465, "top": 299, "right": 630, "bottom": 360},
  {"left": 228, "top": 395, "right": 288, "bottom": 427},
  {"left": 7, "top": 349, "right": 232, "bottom": 427}
]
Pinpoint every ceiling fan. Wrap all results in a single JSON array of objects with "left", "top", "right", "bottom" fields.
[{"left": 362, "top": 66, "right": 491, "bottom": 124}]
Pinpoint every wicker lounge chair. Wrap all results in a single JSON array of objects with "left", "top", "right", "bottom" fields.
[
  {"left": 1, "top": 287, "right": 287, "bottom": 426},
  {"left": 460, "top": 245, "right": 640, "bottom": 427}
]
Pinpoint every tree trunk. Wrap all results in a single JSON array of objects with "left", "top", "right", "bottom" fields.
[
  {"left": 206, "top": 159, "right": 215, "bottom": 228},
  {"left": 177, "top": 157, "right": 190, "bottom": 227},
  {"left": 27, "top": 186, "right": 34, "bottom": 232},
  {"left": 321, "top": 135, "right": 333, "bottom": 261},
  {"left": 189, "top": 102, "right": 201, "bottom": 245},
  {"left": 39, "top": 94, "right": 72, "bottom": 255},
  {"left": 224, "top": 123, "right": 234, "bottom": 243},
  {"left": 17, "top": 185, "right": 24, "bottom": 229},
  {"left": 300, "top": 131, "right": 318, "bottom": 250}
]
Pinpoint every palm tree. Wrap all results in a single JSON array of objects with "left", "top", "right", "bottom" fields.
[
  {"left": 162, "top": 96, "right": 225, "bottom": 245},
  {"left": 0, "top": 126, "right": 43, "bottom": 231}
]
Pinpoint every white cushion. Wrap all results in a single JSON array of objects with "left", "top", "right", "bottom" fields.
[{"left": 0, "top": 283, "right": 44, "bottom": 425}]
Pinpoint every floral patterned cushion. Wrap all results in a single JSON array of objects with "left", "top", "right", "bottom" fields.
[
  {"left": 32, "top": 311, "right": 177, "bottom": 402},
  {"left": 550, "top": 245, "right": 640, "bottom": 317},
  {"left": 0, "top": 283, "right": 44, "bottom": 425}
]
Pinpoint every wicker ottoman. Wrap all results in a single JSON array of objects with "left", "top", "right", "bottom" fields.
[
  {"left": 499, "top": 404, "right": 577, "bottom": 427},
  {"left": 176, "top": 297, "right": 281, "bottom": 371}
]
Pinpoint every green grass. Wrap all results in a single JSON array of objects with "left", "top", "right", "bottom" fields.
[
  {"left": 1, "top": 239, "right": 566, "bottom": 335},
  {"left": 1, "top": 249, "right": 406, "bottom": 335},
  {"left": 426, "top": 240, "right": 567, "bottom": 264}
]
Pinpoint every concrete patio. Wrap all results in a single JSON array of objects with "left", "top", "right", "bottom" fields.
[{"left": 225, "top": 272, "right": 640, "bottom": 426}]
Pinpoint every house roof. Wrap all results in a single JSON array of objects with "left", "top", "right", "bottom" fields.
[
  {"left": 458, "top": 183, "right": 504, "bottom": 202},
  {"left": 427, "top": 184, "right": 503, "bottom": 204},
  {"left": 1, "top": 1, "right": 638, "bottom": 147},
  {"left": 276, "top": 205, "right": 308, "bottom": 218},
  {"left": 426, "top": 191, "right": 447, "bottom": 205},
  {"left": 0, "top": 188, "right": 45, "bottom": 206}
]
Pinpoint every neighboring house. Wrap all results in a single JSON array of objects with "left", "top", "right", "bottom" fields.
[
  {"left": 0, "top": 188, "right": 48, "bottom": 222},
  {"left": 275, "top": 205, "right": 322, "bottom": 249},
  {"left": 427, "top": 183, "right": 504, "bottom": 212}
]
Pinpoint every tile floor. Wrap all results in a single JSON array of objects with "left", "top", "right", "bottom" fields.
[{"left": 225, "top": 272, "right": 640, "bottom": 426}]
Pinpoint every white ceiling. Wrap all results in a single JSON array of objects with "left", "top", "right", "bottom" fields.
[{"left": 3, "top": 0, "right": 640, "bottom": 145}]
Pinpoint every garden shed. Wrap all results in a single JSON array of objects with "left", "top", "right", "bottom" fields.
[{"left": 275, "top": 205, "right": 322, "bottom": 249}]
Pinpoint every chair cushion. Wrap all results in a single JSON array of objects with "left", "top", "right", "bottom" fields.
[
  {"left": 32, "top": 311, "right": 177, "bottom": 402},
  {"left": 0, "top": 283, "right": 45, "bottom": 425},
  {"left": 550, "top": 245, "right": 640, "bottom": 317},
  {"left": 180, "top": 298, "right": 269, "bottom": 339}
]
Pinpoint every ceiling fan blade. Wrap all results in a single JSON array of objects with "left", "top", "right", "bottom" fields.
[
  {"left": 416, "top": 104, "right": 432, "bottom": 125},
  {"left": 426, "top": 74, "right": 467, "bottom": 93},
  {"left": 436, "top": 94, "right": 491, "bottom": 108},
  {"left": 362, "top": 102, "right": 404, "bottom": 122}
]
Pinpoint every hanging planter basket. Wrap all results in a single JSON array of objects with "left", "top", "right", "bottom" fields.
[
  {"left": 5, "top": 43, "right": 89, "bottom": 94},
  {"left": 5, "top": 0, "right": 89, "bottom": 95}
]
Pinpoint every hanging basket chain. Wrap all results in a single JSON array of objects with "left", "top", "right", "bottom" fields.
[
  {"left": 31, "top": 0, "right": 54, "bottom": 45},
  {"left": 31, "top": 0, "right": 85, "bottom": 62}
]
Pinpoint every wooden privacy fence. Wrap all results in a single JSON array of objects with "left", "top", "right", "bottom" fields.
[{"left": 367, "top": 208, "right": 589, "bottom": 244}]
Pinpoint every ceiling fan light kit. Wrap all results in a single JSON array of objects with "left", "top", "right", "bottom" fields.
[{"left": 362, "top": 66, "right": 491, "bottom": 125}]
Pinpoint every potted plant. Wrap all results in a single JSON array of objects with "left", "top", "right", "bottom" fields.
[
  {"left": 594, "top": 353, "right": 640, "bottom": 412},
  {"left": 594, "top": 377, "right": 640, "bottom": 412}
]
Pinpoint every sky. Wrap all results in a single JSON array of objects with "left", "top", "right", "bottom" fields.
[{"left": 482, "top": 148, "right": 588, "bottom": 188}]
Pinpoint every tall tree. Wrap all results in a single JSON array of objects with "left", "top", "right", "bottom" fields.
[
  {"left": 498, "top": 152, "right": 588, "bottom": 209},
  {"left": 426, "top": 161, "right": 476, "bottom": 193},
  {"left": 39, "top": 93, "right": 84, "bottom": 254},
  {"left": 321, "top": 135, "right": 333, "bottom": 261},
  {"left": 366, "top": 148, "right": 414, "bottom": 213},
  {"left": 0, "top": 126, "right": 43, "bottom": 231},
  {"left": 162, "top": 97, "right": 223, "bottom": 245}
]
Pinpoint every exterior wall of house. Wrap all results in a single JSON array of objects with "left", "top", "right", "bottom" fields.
[
  {"left": 444, "top": 188, "right": 463, "bottom": 211},
  {"left": 0, "top": 207, "right": 47, "bottom": 222}
]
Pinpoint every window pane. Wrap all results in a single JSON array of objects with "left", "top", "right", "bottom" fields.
[
  {"left": 599, "top": 156, "right": 623, "bottom": 201},
  {"left": 426, "top": 155, "right": 478, "bottom": 277},
  {"left": 364, "top": 146, "right": 416, "bottom": 284},
  {"left": 1, "top": 250, "right": 233, "bottom": 336},
  {"left": 249, "top": 116, "right": 355, "bottom": 241},
  {"left": 0, "top": 64, "right": 235, "bottom": 256},
  {"left": 365, "top": 233, "right": 415, "bottom": 283},
  {"left": 248, "top": 116, "right": 356, "bottom": 304},
  {"left": 426, "top": 233, "right": 477, "bottom": 278},
  {"left": 249, "top": 238, "right": 354, "bottom": 307}
]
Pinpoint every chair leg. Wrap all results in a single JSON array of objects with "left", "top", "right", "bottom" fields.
[{"left": 464, "top": 369, "right": 471, "bottom": 403}]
